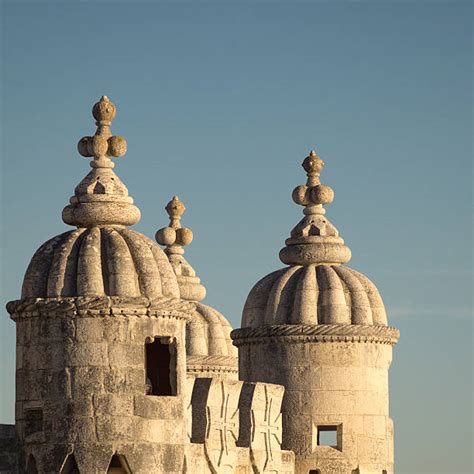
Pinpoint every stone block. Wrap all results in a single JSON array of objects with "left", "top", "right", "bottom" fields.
[
  {"left": 75, "top": 317, "right": 104, "bottom": 342},
  {"left": 108, "top": 342, "right": 143, "bottom": 368},
  {"left": 320, "top": 366, "right": 367, "bottom": 391},
  {"left": 102, "top": 367, "right": 145, "bottom": 394},
  {"left": 133, "top": 394, "right": 183, "bottom": 420},
  {"left": 94, "top": 394, "right": 134, "bottom": 417},
  {"left": 356, "top": 435, "right": 389, "bottom": 465},
  {"left": 70, "top": 367, "right": 104, "bottom": 405},
  {"left": 96, "top": 416, "right": 134, "bottom": 442},
  {"left": 363, "top": 415, "right": 387, "bottom": 438},
  {"left": 46, "top": 369, "right": 72, "bottom": 399},
  {"left": 67, "top": 342, "right": 109, "bottom": 367}
]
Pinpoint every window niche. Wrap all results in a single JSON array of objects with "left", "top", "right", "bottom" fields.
[
  {"left": 316, "top": 424, "right": 342, "bottom": 451},
  {"left": 145, "top": 336, "right": 177, "bottom": 396}
]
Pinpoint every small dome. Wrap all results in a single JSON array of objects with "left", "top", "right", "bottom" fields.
[
  {"left": 22, "top": 227, "right": 179, "bottom": 299},
  {"left": 242, "top": 264, "right": 387, "bottom": 328},
  {"left": 186, "top": 303, "right": 237, "bottom": 357},
  {"left": 240, "top": 150, "right": 391, "bottom": 331}
]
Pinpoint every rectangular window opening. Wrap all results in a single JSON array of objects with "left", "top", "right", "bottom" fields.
[
  {"left": 145, "top": 337, "right": 177, "bottom": 396},
  {"left": 317, "top": 425, "right": 338, "bottom": 448}
]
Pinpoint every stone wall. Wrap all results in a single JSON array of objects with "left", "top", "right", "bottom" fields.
[
  {"left": 9, "top": 297, "right": 192, "bottom": 473},
  {"left": 0, "top": 424, "right": 19, "bottom": 473},
  {"left": 235, "top": 330, "right": 396, "bottom": 474}
]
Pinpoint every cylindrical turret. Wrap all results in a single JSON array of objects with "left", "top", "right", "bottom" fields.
[
  {"left": 156, "top": 196, "right": 238, "bottom": 381},
  {"left": 7, "top": 97, "right": 193, "bottom": 474},
  {"left": 232, "top": 150, "right": 399, "bottom": 474}
]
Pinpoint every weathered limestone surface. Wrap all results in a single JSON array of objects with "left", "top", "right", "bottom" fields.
[{"left": 5, "top": 101, "right": 397, "bottom": 474}]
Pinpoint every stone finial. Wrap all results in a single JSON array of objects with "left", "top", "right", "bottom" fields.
[
  {"left": 156, "top": 196, "right": 206, "bottom": 301},
  {"left": 62, "top": 96, "right": 141, "bottom": 228},
  {"left": 279, "top": 150, "right": 351, "bottom": 266}
]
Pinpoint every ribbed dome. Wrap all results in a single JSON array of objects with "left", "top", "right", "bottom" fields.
[
  {"left": 186, "top": 303, "right": 237, "bottom": 357},
  {"left": 242, "top": 265, "right": 388, "bottom": 328},
  {"left": 22, "top": 227, "right": 180, "bottom": 299}
]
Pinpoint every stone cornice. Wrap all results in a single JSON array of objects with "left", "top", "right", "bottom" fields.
[
  {"left": 231, "top": 324, "right": 399, "bottom": 346},
  {"left": 6, "top": 296, "right": 194, "bottom": 321},
  {"left": 186, "top": 355, "right": 239, "bottom": 374}
]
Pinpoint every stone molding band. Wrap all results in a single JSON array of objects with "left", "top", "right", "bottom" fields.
[
  {"left": 231, "top": 324, "right": 399, "bottom": 346},
  {"left": 7, "top": 296, "right": 194, "bottom": 321},
  {"left": 186, "top": 355, "right": 239, "bottom": 374}
]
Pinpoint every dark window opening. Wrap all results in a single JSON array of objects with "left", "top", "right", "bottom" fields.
[
  {"left": 61, "top": 454, "right": 79, "bottom": 473},
  {"left": 26, "top": 455, "right": 38, "bottom": 474},
  {"left": 107, "top": 454, "right": 131, "bottom": 474},
  {"left": 25, "top": 409, "right": 43, "bottom": 437},
  {"left": 317, "top": 425, "right": 338, "bottom": 448},
  {"left": 309, "top": 470, "right": 321, "bottom": 474},
  {"left": 145, "top": 337, "right": 177, "bottom": 396}
]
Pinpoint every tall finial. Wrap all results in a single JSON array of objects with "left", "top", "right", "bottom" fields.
[
  {"left": 77, "top": 95, "right": 127, "bottom": 169},
  {"left": 62, "top": 96, "right": 140, "bottom": 228},
  {"left": 156, "top": 196, "right": 206, "bottom": 301},
  {"left": 279, "top": 150, "right": 351, "bottom": 266}
]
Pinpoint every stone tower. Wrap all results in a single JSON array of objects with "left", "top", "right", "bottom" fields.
[
  {"left": 232, "top": 151, "right": 399, "bottom": 473},
  {"left": 156, "top": 196, "right": 238, "bottom": 380},
  {"left": 6, "top": 97, "right": 193, "bottom": 473}
]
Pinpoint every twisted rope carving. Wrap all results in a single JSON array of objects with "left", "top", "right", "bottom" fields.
[
  {"left": 231, "top": 324, "right": 399, "bottom": 346},
  {"left": 187, "top": 355, "right": 238, "bottom": 367},
  {"left": 7, "top": 296, "right": 195, "bottom": 320}
]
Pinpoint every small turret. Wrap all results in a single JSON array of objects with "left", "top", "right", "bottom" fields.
[
  {"left": 7, "top": 97, "right": 193, "bottom": 473},
  {"left": 157, "top": 196, "right": 238, "bottom": 380},
  {"left": 232, "top": 149, "right": 399, "bottom": 473}
]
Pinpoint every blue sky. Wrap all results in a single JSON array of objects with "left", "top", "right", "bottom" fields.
[{"left": 1, "top": 1, "right": 472, "bottom": 472}]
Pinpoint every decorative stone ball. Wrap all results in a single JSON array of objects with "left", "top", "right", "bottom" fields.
[
  {"left": 77, "top": 137, "right": 93, "bottom": 157},
  {"left": 88, "top": 135, "right": 109, "bottom": 157},
  {"left": 176, "top": 227, "right": 193, "bottom": 246},
  {"left": 292, "top": 185, "right": 310, "bottom": 206},
  {"left": 155, "top": 227, "right": 177, "bottom": 246},
  {"left": 92, "top": 96, "right": 116, "bottom": 122},
  {"left": 302, "top": 153, "right": 324, "bottom": 174},
  {"left": 108, "top": 136, "right": 127, "bottom": 157},
  {"left": 310, "top": 184, "right": 334, "bottom": 205}
]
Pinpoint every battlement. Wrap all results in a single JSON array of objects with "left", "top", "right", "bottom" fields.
[{"left": 186, "top": 377, "right": 294, "bottom": 473}]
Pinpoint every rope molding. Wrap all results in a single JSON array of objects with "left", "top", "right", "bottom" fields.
[
  {"left": 231, "top": 324, "right": 399, "bottom": 346},
  {"left": 7, "top": 296, "right": 195, "bottom": 321},
  {"left": 187, "top": 355, "right": 238, "bottom": 367}
]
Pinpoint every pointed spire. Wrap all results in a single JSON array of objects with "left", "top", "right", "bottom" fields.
[
  {"left": 156, "top": 196, "right": 206, "bottom": 301},
  {"left": 62, "top": 96, "right": 141, "bottom": 228},
  {"left": 279, "top": 150, "right": 351, "bottom": 266}
]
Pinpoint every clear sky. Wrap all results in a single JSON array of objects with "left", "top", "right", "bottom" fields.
[{"left": 1, "top": 1, "right": 472, "bottom": 472}]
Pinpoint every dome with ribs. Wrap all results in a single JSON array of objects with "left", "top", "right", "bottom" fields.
[
  {"left": 242, "top": 264, "right": 387, "bottom": 328},
  {"left": 21, "top": 227, "right": 179, "bottom": 299}
]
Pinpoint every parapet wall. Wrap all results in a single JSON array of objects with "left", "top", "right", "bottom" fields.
[{"left": 186, "top": 377, "right": 294, "bottom": 473}]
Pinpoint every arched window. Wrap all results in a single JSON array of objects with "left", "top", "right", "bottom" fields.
[
  {"left": 26, "top": 455, "right": 38, "bottom": 474},
  {"left": 107, "top": 454, "right": 131, "bottom": 474},
  {"left": 61, "top": 454, "right": 79, "bottom": 473}
]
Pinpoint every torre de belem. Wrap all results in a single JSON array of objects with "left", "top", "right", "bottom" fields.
[{"left": 0, "top": 97, "right": 399, "bottom": 474}]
